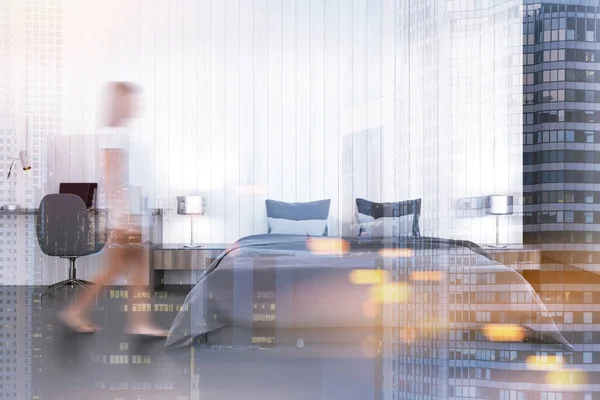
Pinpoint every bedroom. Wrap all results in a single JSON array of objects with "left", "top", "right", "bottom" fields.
[{"left": 2, "top": 0, "right": 598, "bottom": 399}]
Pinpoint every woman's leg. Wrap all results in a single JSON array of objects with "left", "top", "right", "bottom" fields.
[
  {"left": 124, "top": 244, "right": 168, "bottom": 336},
  {"left": 59, "top": 246, "right": 123, "bottom": 331}
]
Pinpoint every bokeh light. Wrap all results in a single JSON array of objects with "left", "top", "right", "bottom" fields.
[
  {"left": 349, "top": 269, "right": 389, "bottom": 285},
  {"left": 482, "top": 324, "right": 525, "bottom": 342},
  {"left": 307, "top": 238, "right": 350, "bottom": 255},
  {"left": 546, "top": 370, "right": 588, "bottom": 386},
  {"left": 362, "top": 300, "right": 379, "bottom": 318},
  {"left": 525, "top": 355, "right": 563, "bottom": 371},
  {"left": 369, "top": 283, "right": 411, "bottom": 304}
]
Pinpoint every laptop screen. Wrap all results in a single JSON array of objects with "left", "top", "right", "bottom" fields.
[{"left": 59, "top": 183, "right": 97, "bottom": 209}]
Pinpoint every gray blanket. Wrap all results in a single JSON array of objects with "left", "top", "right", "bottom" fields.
[{"left": 166, "top": 234, "right": 572, "bottom": 349}]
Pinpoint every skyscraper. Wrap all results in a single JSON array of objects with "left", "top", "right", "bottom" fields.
[
  {"left": 520, "top": 1, "right": 600, "bottom": 399},
  {"left": 388, "top": 0, "right": 600, "bottom": 399},
  {"left": 522, "top": 1, "right": 600, "bottom": 254},
  {"left": 390, "top": 0, "right": 524, "bottom": 398},
  {"left": 0, "top": 1, "right": 64, "bottom": 399}
]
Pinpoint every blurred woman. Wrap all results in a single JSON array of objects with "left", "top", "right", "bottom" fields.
[{"left": 59, "top": 82, "right": 168, "bottom": 336}]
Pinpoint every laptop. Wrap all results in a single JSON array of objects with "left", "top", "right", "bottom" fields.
[{"left": 59, "top": 183, "right": 97, "bottom": 209}]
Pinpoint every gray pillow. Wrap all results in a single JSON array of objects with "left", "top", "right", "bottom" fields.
[
  {"left": 355, "top": 198, "right": 421, "bottom": 237},
  {"left": 265, "top": 199, "right": 331, "bottom": 236}
]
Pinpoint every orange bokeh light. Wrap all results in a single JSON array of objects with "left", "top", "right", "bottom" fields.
[
  {"left": 362, "top": 300, "right": 380, "bottom": 318},
  {"left": 369, "top": 283, "right": 411, "bottom": 304},
  {"left": 307, "top": 238, "right": 350, "bottom": 255},
  {"left": 546, "top": 370, "right": 587, "bottom": 386},
  {"left": 349, "top": 269, "right": 389, "bottom": 284},
  {"left": 482, "top": 324, "right": 525, "bottom": 342},
  {"left": 525, "top": 355, "right": 563, "bottom": 371}
]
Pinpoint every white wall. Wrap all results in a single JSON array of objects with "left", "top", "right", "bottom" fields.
[
  {"left": 34, "top": 0, "right": 524, "bottom": 285},
  {"left": 392, "top": 0, "right": 524, "bottom": 245},
  {"left": 53, "top": 0, "right": 398, "bottom": 245},
  {"left": 52, "top": 0, "right": 523, "bottom": 245}
]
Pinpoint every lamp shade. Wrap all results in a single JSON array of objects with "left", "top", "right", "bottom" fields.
[
  {"left": 177, "top": 196, "right": 206, "bottom": 215},
  {"left": 488, "top": 195, "right": 513, "bottom": 215}
]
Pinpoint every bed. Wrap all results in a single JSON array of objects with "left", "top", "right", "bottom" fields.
[{"left": 165, "top": 233, "right": 572, "bottom": 350}]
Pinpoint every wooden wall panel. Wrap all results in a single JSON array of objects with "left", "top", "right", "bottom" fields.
[
  {"left": 280, "top": 0, "right": 297, "bottom": 204},
  {"left": 295, "top": 1, "right": 311, "bottom": 204},
  {"left": 152, "top": 0, "right": 171, "bottom": 230},
  {"left": 224, "top": 0, "right": 241, "bottom": 243},
  {"left": 196, "top": 0, "right": 213, "bottom": 243},
  {"left": 323, "top": 0, "right": 340, "bottom": 236},
  {"left": 253, "top": 0, "right": 269, "bottom": 235},
  {"left": 167, "top": 0, "right": 185, "bottom": 243},
  {"left": 209, "top": 0, "right": 227, "bottom": 244},
  {"left": 310, "top": 0, "right": 326, "bottom": 203},
  {"left": 338, "top": 0, "right": 354, "bottom": 236},
  {"left": 266, "top": 0, "right": 283, "bottom": 224},
  {"left": 238, "top": 0, "right": 255, "bottom": 239}
]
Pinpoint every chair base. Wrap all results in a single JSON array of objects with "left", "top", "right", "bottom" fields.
[{"left": 39, "top": 279, "right": 94, "bottom": 301}]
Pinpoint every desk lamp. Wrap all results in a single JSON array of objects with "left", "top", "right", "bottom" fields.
[
  {"left": 177, "top": 195, "right": 206, "bottom": 248},
  {"left": 3, "top": 151, "right": 31, "bottom": 211}
]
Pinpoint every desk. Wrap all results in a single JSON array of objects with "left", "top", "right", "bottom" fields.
[
  {"left": 0, "top": 207, "right": 169, "bottom": 243},
  {"left": 0, "top": 208, "right": 39, "bottom": 215},
  {"left": 150, "top": 243, "right": 230, "bottom": 291}
]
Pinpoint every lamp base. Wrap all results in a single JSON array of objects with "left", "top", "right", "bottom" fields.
[
  {"left": 487, "top": 244, "right": 507, "bottom": 249},
  {"left": 2, "top": 204, "right": 19, "bottom": 211}
]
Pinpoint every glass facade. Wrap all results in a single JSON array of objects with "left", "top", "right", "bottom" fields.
[
  {"left": 389, "top": 0, "right": 600, "bottom": 399},
  {"left": 523, "top": 1, "right": 600, "bottom": 248}
]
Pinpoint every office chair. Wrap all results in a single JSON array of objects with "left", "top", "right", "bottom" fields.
[{"left": 36, "top": 193, "right": 106, "bottom": 300}]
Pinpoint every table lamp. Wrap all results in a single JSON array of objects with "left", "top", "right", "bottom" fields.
[
  {"left": 3, "top": 150, "right": 31, "bottom": 211},
  {"left": 177, "top": 195, "right": 206, "bottom": 248},
  {"left": 487, "top": 194, "right": 513, "bottom": 248}
]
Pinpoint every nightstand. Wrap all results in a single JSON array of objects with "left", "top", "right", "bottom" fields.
[{"left": 150, "top": 243, "right": 230, "bottom": 292}]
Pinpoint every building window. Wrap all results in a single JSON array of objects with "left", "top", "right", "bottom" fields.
[
  {"left": 585, "top": 131, "right": 595, "bottom": 143},
  {"left": 583, "top": 352, "right": 592, "bottom": 363},
  {"left": 565, "top": 192, "right": 575, "bottom": 203},
  {"left": 585, "top": 111, "right": 595, "bottom": 122},
  {"left": 586, "top": 31, "right": 595, "bottom": 41},
  {"left": 586, "top": 193, "right": 594, "bottom": 203},
  {"left": 585, "top": 51, "right": 595, "bottom": 62},
  {"left": 564, "top": 312, "right": 573, "bottom": 323},
  {"left": 584, "top": 312, "right": 592, "bottom": 324}
]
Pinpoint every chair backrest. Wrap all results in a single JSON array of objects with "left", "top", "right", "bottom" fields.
[{"left": 36, "top": 193, "right": 105, "bottom": 258}]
